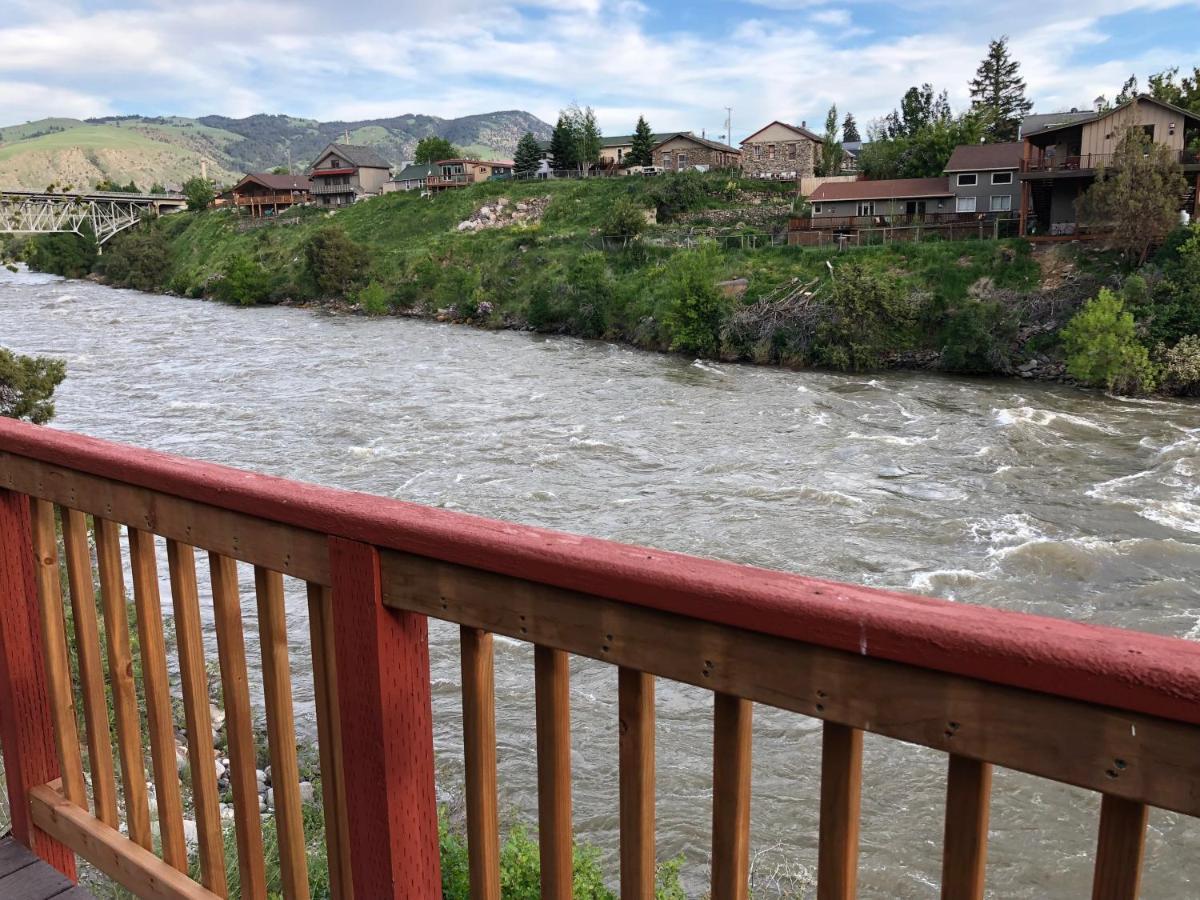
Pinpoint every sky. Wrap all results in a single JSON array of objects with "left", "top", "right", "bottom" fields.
[{"left": 1, "top": 0, "right": 1198, "bottom": 140}]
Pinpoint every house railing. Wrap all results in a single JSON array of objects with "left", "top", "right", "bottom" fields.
[
  {"left": 311, "top": 182, "right": 357, "bottom": 196},
  {"left": 1020, "top": 148, "right": 1200, "bottom": 173},
  {"left": 0, "top": 417, "right": 1198, "bottom": 899},
  {"left": 427, "top": 173, "right": 476, "bottom": 188},
  {"left": 790, "top": 211, "right": 1016, "bottom": 232},
  {"left": 234, "top": 193, "right": 307, "bottom": 207}
]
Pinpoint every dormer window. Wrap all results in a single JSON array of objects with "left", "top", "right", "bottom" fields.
[{"left": 329, "top": 157, "right": 340, "bottom": 168}]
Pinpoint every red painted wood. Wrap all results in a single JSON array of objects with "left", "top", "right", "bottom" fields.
[
  {"left": 327, "top": 537, "right": 441, "bottom": 898},
  {"left": 0, "top": 490, "right": 75, "bottom": 879},
  {"left": 1, "top": 419, "right": 1199, "bottom": 726}
]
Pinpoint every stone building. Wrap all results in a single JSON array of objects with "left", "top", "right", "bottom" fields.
[
  {"left": 741, "top": 121, "right": 822, "bottom": 179},
  {"left": 650, "top": 133, "right": 742, "bottom": 172}
]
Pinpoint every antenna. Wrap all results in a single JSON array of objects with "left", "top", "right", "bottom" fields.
[{"left": 725, "top": 107, "right": 733, "bottom": 147}]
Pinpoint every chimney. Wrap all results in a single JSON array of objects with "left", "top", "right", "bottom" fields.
[{"left": 801, "top": 120, "right": 807, "bottom": 128}]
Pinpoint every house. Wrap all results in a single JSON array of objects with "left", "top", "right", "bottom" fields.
[
  {"left": 807, "top": 177, "right": 954, "bottom": 220},
  {"left": 534, "top": 132, "right": 682, "bottom": 173},
  {"left": 1018, "top": 94, "right": 1200, "bottom": 236},
  {"left": 308, "top": 143, "right": 393, "bottom": 207},
  {"left": 944, "top": 142, "right": 1022, "bottom": 218},
  {"left": 230, "top": 172, "right": 312, "bottom": 217},
  {"left": 387, "top": 163, "right": 435, "bottom": 192},
  {"left": 426, "top": 159, "right": 515, "bottom": 191},
  {"left": 651, "top": 133, "right": 741, "bottom": 172},
  {"left": 741, "top": 121, "right": 823, "bottom": 179},
  {"left": 841, "top": 141, "right": 864, "bottom": 172}
]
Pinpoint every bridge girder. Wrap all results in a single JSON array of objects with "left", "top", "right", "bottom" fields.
[{"left": 0, "top": 195, "right": 166, "bottom": 246}]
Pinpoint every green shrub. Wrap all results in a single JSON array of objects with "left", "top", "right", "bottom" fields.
[
  {"left": 1060, "top": 288, "right": 1156, "bottom": 393},
  {"left": 647, "top": 171, "right": 708, "bottom": 220},
  {"left": 601, "top": 197, "right": 647, "bottom": 241},
  {"left": 304, "top": 227, "right": 370, "bottom": 298},
  {"left": 564, "top": 252, "right": 617, "bottom": 337},
  {"left": 661, "top": 243, "right": 728, "bottom": 356},
  {"left": 1158, "top": 334, "right": 1200, "bottom": 396},
  {"left": 26, "top": 227, "right": 97, "bottom": 277},
  {"left": 1141, "top": 228, "right": 1200, "bottom": 347},
  {"left": 812, "top": 260, "right": 921, "bottom": 371},
  {"left": 939, "top": 299, "right": 1016, "bottom": 374},
  {"left": 0, "top": 348, "right": 66, "bottom": 423},
  {"left": 215, "top": 254, "right": 272, "bottom": 306},
  {"left": 95, "top": 226, "right": 170, "bottom": 292},
  {"left": 357, "top": 281, "right": 391, "bottom": 315},
  {"left": 182, "top": 176, "right": 216, "bottom": 212}
]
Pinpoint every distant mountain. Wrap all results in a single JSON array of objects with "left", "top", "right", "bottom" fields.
[{"left": 0, "top": 110, "right": 553, "bottom": 191}]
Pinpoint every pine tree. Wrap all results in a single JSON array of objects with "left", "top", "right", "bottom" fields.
[
  {"left": 819, "top": 104, "right": 841, "bottom": 176},
  {"left": 513, "top": 133, "right": 542, "bottom": 179},
  {"left": 548, "top": 114, "right": 577, "bottom": 173},
  {"left": 969, "top": 36, "right": 1033, "bottom": 143},
  {"left": 630, "top": 115, "right": 655, "bottom": 167},
  {"left": 841, "top": 112, "right": 861, "bottom": 143}
]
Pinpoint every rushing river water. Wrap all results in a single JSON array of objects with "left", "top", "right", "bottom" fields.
[{"left": 2, "top": 265, "right": 1198, "bottom": 897}]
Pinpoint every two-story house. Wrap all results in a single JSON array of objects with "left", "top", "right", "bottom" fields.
[
  {"left": 1018, "top": 95, "right": 1200, "bottom": 235},
  {"left": 944, "top": 142, "right": 1023, "bottom": 217},
  {"left": 741, "top": 121, "right": 824, "bottom": 179},
  {"left": 308, "top": 143, "right": 392, "bottom": 207},
  {"left": 230, "top": 172, "right": 312, "bottom": 217}
]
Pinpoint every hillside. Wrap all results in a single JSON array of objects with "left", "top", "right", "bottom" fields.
[{"left": 0, "top": 110, "right": 552, "bottom": 191}]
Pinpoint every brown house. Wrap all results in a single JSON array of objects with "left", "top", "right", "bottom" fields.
[
  {"left": 308, "top": 143, "right": 392, "bottom": 207},
  {"left": 426, "top": 159, "right": 515, "bottom": 191},
  {"left": 651, "top": 134, "right": 741, "bottom": 172},
  {"left": 740, "top": 121, "right": 823, "bottom": 179},
  {"left": 231, "top": 172, "right": 312, "bottom": 217}
]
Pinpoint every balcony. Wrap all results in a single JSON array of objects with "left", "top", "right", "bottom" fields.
[
  {"left": 427, "top": 172, "right": 476, "bottom": 189},
  {"left": 791, "top": 211, "right": 1015, "bottom": 231},
  {"left": 234, "top": 192, "right": 306, "bottom": 207},
  {"left": 1021, "top": 148, "right": 1200, "bottom": 174},
  {"left": 311, "top": 182, "right": 357, "bottom": 196}
]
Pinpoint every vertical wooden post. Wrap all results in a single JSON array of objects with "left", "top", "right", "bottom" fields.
[
  {"left": 711, "top": 693, "right": 752, "bottom": 900},
  {"left": 941, "top": 755, "right": 991, "bottom": 900},
  {"left": 535, "top": 645, "right": 573, "bottom": 900},
  {"left": 461, "top": 626, "right": 501, "bottom": 900},
  {"left": 817, "top": 723, "right": 862, "bottom": 900},
  {"left": 1091, "top": 794, "right": 1147, "bottom": 900},
  {"left": 328, "top": 538, "right": 441, "bottom": 899},
  {"left": 0, "top": 490, "right": 75, "bottom": 878},
  {"left": 619, "top": 668, "right": 655, "bottom": 900}
]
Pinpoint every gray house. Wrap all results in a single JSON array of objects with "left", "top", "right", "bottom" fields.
[
  {"left": 308, "top": 143, "right": 392, "bottom": 207},
  {"left": 944, "top": 142, "right": 1022, "bottom": 216},
  {"left": 387, "top": 163, "right": 435, "bottom": 192},
  {"left": 808, "top": 177, "right": 953, "bottom": 219}
]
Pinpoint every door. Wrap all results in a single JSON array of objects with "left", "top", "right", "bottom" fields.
[{"left": 905, "top": 200, "right": 927, "bottom": 219}]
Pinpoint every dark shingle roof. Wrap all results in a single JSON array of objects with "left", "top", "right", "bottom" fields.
[
  {"left": 311, "top": 142, "right": 392, "bottom": 170},
  {"left": 944, "top": 142, "right": 1023, "bottom": 172},
  {"left": 1021, "top": 110, "right": 1096, "bottom": 137},
  {"left": 236, "top": 172, "right": 312, "bottom": 191},
  {"left": 1021, "top": 95, "right": 1200, "bottom": 139},
  {"left": 810, "top": 177, "right": 952, "bottom": 202},
  {"left": 392, "top": 163, "right": 434, "bottom": 182},
  {"left": 652, "top": 133, "right": 741, "bottom": 154}
]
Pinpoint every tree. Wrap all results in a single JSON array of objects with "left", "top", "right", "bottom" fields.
[
  {"left": 0, "top": 348, "right": 66, "bottom": 424},
  {"left": 1060, "top": 288, "right": 1156, "bottom": 393},
  {"left": 26, "top": 225, "right": 97, "bottom": 278},
  {"left": 1115, "top": 74, "right": 1140, "bottom": 106},
  {"left": 548, "top": 114, "right": 577, "bottom": 172},
  {"left": 818, "top": 104, "right": 841, "bottom": 176},
  {"left": 304, "top": 227, "right": 370, "bottom": 297},
  {"left": 630, "top": 115, "right": 655, "bottom": 167},
  {"left": 413, "top": 136, "right": 459, "bottom": 164},
  {"left": 1079, "top": 126, "right": 1188, "bottom": 264},
  {"left": 182, "top": 176, "right": 215, "bottom": 211},
  {"left": 858, "top": 110, "right": 986, "bottom": 179},
  {"left": 1146, "top": 66, "right": 1200, "bottom": 114},
  {"left": 841, "top": 112, "right": 861, "bottom": 143},
  {"left": 571, "top": 105, "right": 602, "bottom": 174},
  {"left": 968, "top": 36, "right": 1033, "bottom": 143},
  {"left": 898, "top": 84, "right": 950, "bottom": 137},
  {"left": 513, "top": 132, "right": 542, "bottom": 179}
]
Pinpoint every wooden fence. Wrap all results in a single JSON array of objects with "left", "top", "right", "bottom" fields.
[{"left": 0, "top": 417, "right": 1198, "bottom": 899}]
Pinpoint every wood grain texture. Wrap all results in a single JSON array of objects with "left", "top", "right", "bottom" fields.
[
  {"left": 535, "top": 645, "right": 573, "bottom": 900},
  {"left": 941, "top": 755, "right": 991, "bottom": 900},
  {"left": 1091, "top": 794, "right": 1147, "bottom": 900},
  {"left": 618, "top": 667, "right": 655, "bottom": 900},
  {"left": 166, "top": 539, "right": 226, "bottom": 897},
  {"left": 711, "top": 693, "right": 751, "bottom": 900},
  {"left": 0, "top": 491, "right": 75, "bottom": 877},
  {"left": 94, "top": 517, "right": 152, "bottom": 851},
  {"left": 460, "top": 626, "right": 501, "bottom": 900},
  {"left": 254, "top": 565, "right": 309, "bottom": 900},
  {"left": 817, "top": 723, "right": 862, "bottom": 900},
  {"left": 328, "top": 537, "right": 441, "bottom": 900},
  {"left": 127, "top": 528, "right": 187, "bottom": 872},
  {"left": 209, "top": 554, "right": 267, "bottom": 900},
  {"left": 307, "top": 582, "right": 352, "bottom": 900}
]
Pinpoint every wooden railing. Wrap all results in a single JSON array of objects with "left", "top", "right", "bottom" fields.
[
  {"left": 1021, "top": 148, "right": 1200, "bottom": 173},
  {"left": 791, "top": 211, "right": 1015, "bottom": 232},
  {"left": 0, "top": 417, "right": 1198, "bottom": 899},
  {"left": 427, "top": 173, "right": 475, "bottom": 188}
]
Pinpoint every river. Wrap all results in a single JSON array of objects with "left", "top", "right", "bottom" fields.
[{"left": 1, "top": 266, "right": 1198, "bottom": 897}]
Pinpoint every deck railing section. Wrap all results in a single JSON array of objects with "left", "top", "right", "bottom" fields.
[{"left": 0, "top": 417, "right": 1198, "bottom": 900}]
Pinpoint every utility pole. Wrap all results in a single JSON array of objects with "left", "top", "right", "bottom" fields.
[
  {"left": 725, "top": 107, "right": 733, "bottom": 148},
  {"left": 286, "top": 147, "right": 292, "bottom": 175}
]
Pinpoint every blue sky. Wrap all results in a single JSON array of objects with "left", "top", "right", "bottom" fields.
[{"left": 2, "top": 0, "right": 1198, "bottom": 140}]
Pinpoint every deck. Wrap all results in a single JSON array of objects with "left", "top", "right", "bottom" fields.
[{"left": 0, "top": 837, "right": 93, "bottom": 899}]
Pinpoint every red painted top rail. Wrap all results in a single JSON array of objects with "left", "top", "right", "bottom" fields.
[{"left": 2, "top": 417, "right": 1198, "bottom": 727}]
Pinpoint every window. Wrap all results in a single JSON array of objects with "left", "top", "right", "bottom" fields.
[
  {"left": 857, "top": 201, "right": 875, "bottom": 216},
  {"left": 990, "top": 195, "right": 1012, "bottom": 212},
  {"left": 754, "top": 144, "right": 762, "bottom": 160},
  {"left": 991, "top": 171, "right": 1013, "bottom": 185},
  {"left": 957, "top": 173, "right": 977, "bottom": 186},
  {"left": 677, "top": 152, "right": 688, "bottom": 169},
  {"left": 956, "top": 196, "right": 977, "bottom": 213},
  {"left": 813, "top": 204, "right": 822, "bottom": 214},
  {"left": 329, "top": 157, "right": 340, "bottom": 168},
  {"left": 787, "top": 143, "right": 797, "bottom": 160},
  {"left": 768, "top": 144, "right": 776, "bottom": 160}
]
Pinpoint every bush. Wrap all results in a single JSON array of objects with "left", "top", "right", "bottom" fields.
[
  {"left": 0, "top": 348, "right": 66, "bottom": 424},
  {"left": 563, "top": 253, "right": 617, "bottom": 337},
  {"left": 661, "top": 243, "right": 728, "bottom": 356},
  {"left": 357, "top": 281, "right": 391, "bottom": 315},
  {"left": 1158, "top": 334, "right": 1200, "bottom": 395},
  {"left": 1140, "top": 227, "right": 1200, "bottom": 347},
  {"left": 26, "top": 228, "right": 97, "bottom": 277},
  {"left": 182, "top": 176, "right": 216, "bottom": 212},
  {"left": 1060, "top": 288, "right": 1156, "bottom": 393},
  {"left": 95, "top": 226, "right": 171, "bottom": 292},
  {"left": 812, "top": 260, "right": 921, "bottom": 371},
  {"left": 601, "top": 197, "right": 647, "bottom": 241},
  {"left": 939, "top": 299, "right": 1016, "bottom": 374},
  {"left": 214, "top": 254, "right": 272, "bottom": 306},
  {"left": 647, "top": 171, "right": 708, "bottom": 220},
  {"left": 304, "top": 227, "right": 370, "bottom": 298}
]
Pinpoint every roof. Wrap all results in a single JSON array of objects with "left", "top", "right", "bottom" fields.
[
  {"left": 392, "top": 163, "right": 434, "bottom": 182},
  {"left": 841, "top": 141, "right": 864, "bottom": 157},
  {"left": 1021, "top": 110, "right": 1096, "bottom": 137},
  {"left": 1021, "top": 94, "right": 1200, "bottom": 139},
  {"left": 434, "top": 158, "right": 514, "bottom": 167},
  {"left": 536, "top": 132, "right": 684, "bottom": 152},
  {"left": 944, "top": 142, "right": 1023, "bottom": 172},
  {"left": 809, "top": 177, "right": 952, "bottom": 203},
  {"left": 651, "top": 133, "right": 741, "bottom": 154},
  {"left": 741, "top": 120, "right": 823, "bottom": 145},
  {"left": 235, "top": 172, "right": 313, "bottom": 191},
  {"left": 310, "top": 142, "right": 392, "bottom": 171}
]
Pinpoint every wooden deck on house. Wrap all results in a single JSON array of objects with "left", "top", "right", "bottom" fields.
[{"left": 0, "top": 837, "right": 94, "bottom": 899}]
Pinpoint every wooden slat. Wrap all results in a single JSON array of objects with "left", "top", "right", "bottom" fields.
[
  {"left": 127, "top": 528, "right": 187, "bottom": 872},
  {"left": 941, "top": 755, "right": 991, "bottom": 900},
  {"left": 166, "top": 539, "right": 227, "bottom": 897},
  {"left": 460, "top": 626, "right": 500, "bottom": 900},
  {"left": 307, "top": 582, "right": 352, "bottom": 900},
  {"left": 94, "top": 517, "right": 152, "bottom": 850},
  {"left": 1091, "top": 795, "right": 1147, "bottom": 900},
  {"left": 29, "top": 782, "right": 220, "bottom": 900},
  {"left": 59, "top": 507, "right": 119, "bottom": 826},
  {"left": 535, "top": 644, "right": 573, "bottom": 900},
  {"left": 618, "top": 667, "right": 655, "bottom": 900},
  {"left": 254, "top": 566, "right": 310, "bottom": 900},
  {"left": 210, "top": 553, "right": 267, "bottom": 900},
  {"left": 379, "top": 551, "right": 1200, "bottom": 817},
  {"left": 817, "top": 723, "right": 862, "bottom": 900},
  {"left": 29, "top": 499, "right": 86, "bottom": 809},
  {"left": 711, "top": 693, "right": 751, "bottom": 900}
]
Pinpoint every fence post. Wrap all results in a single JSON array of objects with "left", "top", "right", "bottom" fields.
[
  {"left": 328, "top": 537, "right": 441, "bottom": 898},
  {"left": 0, "top": 490, "right": 76, "bottom": 878}
]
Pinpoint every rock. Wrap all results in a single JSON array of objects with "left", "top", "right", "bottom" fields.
[
  {"left": 214, "top": 760, "right": 226, "bottom": 782},
  {"left": 298, "top": 782, "right": 315, "bottom": 804},
  {"left": 182, "top": 819, "right": 199, "bottom": 847},
  {"left": 1018, "top": 360, "right": 1038, "bottom": 373},
  {"left": 457, "top": 220, "right": 476, "bottom": 231},
  {"left": 209, "top": 703, "right": 226, "bottom": 733},
  {"left": 255, "top": 768, "right": 268, "bottom": 787},
  {"left": 220, "top": 804, "right": 236, "bottom": 821},
  {"left": 478, "top": 206, "right": 492, "bottom": 218},
  {"left": 264, "top": 765, "right": 272, "bottom": 783},
  {"left": 717, "top": 278, "right": 749, "bottom": 298},
  {"left": 265, "top": 787, "right": 275, "bottom": 809},
  {"left": 516, "top": 202, "right": 528, "bottom": 211},
  {"left": 496, "top": 197, "right": 508, "bottom": 208}
]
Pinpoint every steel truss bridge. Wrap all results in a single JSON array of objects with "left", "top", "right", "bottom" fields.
[{"left": 0, "top": 188, "right": 188, "bottom": 247}]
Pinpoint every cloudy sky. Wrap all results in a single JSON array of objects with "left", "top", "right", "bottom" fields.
[{"left": 2, "top": 0, "right": 1198, "bottom": 139}]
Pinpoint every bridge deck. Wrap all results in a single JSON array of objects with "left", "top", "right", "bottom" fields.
[
  {"left": 0, "top": 188, "right": 185, "bottom": 203},
  {"left": 0, "top": 838, "right": 94, "bottom": 899}
]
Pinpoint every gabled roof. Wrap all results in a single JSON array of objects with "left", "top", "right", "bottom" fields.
[
  {"left": 810, "top": 177, "right": 952, "bottom": 203},
  {"left": 1021, "top": 95, "right": 1200, "bottom": 139},
  {"left": 944, "top": 142, "right": 1023, "bottom": 172},
  {"left": 392, "top": 163, "right": 434, "bottom": 182},
  {"left": 741, "top": 120, "right": 823, "bottom": 145},
  {"left": 652, "top": 133, "right": 741, "bottom": 154},
  {"left": 234, "top": 172, "right": 312, "bottom": 191},
  {"left": 310, "top": 142, "right": 392, "bottom": 171},
  {"left": 1020, "top": 110, "right": 1095, "bottom": 137},
  {"left": 434, "top": 158, "right": 514, "bottom": 167}
]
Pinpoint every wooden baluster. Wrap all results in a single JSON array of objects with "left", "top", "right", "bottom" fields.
[
  {"left": 328, "top": 538, "right": 441, "bottom": 899},
  {"left": 817, "top": 723, "right": 862, "bottom": 900},
  {"left": 1091, "top": 795, "right": 1147, "bottom": 900},
  {"left": 941, "top": 755, "right": 991, "bottom": 900},
  {"left": 29, "top": 500, "right": 86, "bottom": 810},
  {"left": 94, "top": 518, "right": 151, "bottom": 850},
  {"left": 166, "top": 539, "right": 227, "bottom": 897},
  {"left": 255, "top": 566, "right": 310, "bottom": 900},
  {"left": 59, "top": 507, "right": 119, "bottom": 827},
  {"left": 711, "top": 693, "right": 751, "bottom": 900},
  {"left": 210, "top": 554, "right": 267, "bottom": 900},
  {"left": 127, "top": 528, "right": 187, "bottom": 871},
  {"left": 0, "top": 491, "right": 75, "bottom": 877},
  {"left": 535, "top": 644, "right": 573, "bottom": 900},
  {"left": 461, "top": 626, "right": 501, "bottom": 900},
  {"left": 307, "top": 582, "right": 352, "bottom": 900},
  {"left": 619, "top": 668, "right": 655, "bottom": 900}
]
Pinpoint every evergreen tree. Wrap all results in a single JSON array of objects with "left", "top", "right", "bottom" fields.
[
  {"left": 630, "top": 115, "right": 655, "bottom": 167},
  {"left": 819, "top": 104, "right": 842, "bottom": 176},
  {"left": 968, "top": 36, "right": 1033, "bottom": 142},
  {"left": 513, "top": 132, "right": 543, "bottom": 178},
  {"left": 548, "top": 114, "right": 577, "bottom": 173},
  {"left": 841, "top": 112, "right": 861, "bottom": 143}
]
